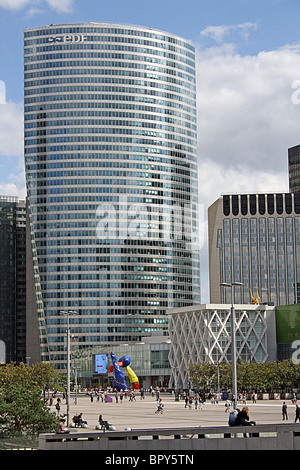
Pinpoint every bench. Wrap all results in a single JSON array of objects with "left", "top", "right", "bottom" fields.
[{"left": 99, "top": 418, "right": 110, "bottom": 431}]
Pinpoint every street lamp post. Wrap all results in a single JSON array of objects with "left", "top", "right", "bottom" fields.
[
  {"left": 59, "top": 310, "right": 77, "bottom": 426},
  {"left": 70, "top": 334, "right": 79, "bottom": 405},
  {"left": 220, "top": 282, "right": 243, "bottom": 409}
]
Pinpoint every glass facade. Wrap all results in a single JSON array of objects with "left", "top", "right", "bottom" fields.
[
  {"left": 73, "top": 340, "right": 171, "bottom": 389},
  {"left": 289, "top": 144, "right": 300, "bottom": 193},
  {"left": 0, "top": 196, "right": 26, "bottom": 363},
  {"left": 24, "top": 23, "right": 200, "bottom": 369}
]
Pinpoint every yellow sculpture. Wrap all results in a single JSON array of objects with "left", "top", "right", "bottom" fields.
[{"left": 250, "top": 289, "right": 260, "bottom": 304}]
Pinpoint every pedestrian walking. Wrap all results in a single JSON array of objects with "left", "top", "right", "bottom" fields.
[
  {"left": 55, "top": 398, "right": 61, "bottom": 417},
  {"left": 194, "top": 396, "right": 198, "bottom": 409},
  {"left": 282, "top": 401, "right": 288, "bottom": 420},
  {"left": 155, "top": 398, "right": 164, "bottom": 414},
  {"left": 295, "top": 404, "right": 300, "bottom": 423},
  {"left": 225, "top": 399, "right": 231, "bottom": 413}
]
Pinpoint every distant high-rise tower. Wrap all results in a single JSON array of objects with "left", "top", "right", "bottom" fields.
[
  {"left": 289, "top": 144, "right": 300, "bottom": 193},
  {"left": 0, "top": 196, "right": 26, "bottom": 363},
  {"left": 24, "top": 23, "right": 201, "bottom": 369}
]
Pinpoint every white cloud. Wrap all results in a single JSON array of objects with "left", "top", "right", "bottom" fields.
[
  {"left": 196, "top": 43, "right": 300, "bottom": 176},
  {"left": 0, "top": 101, "right": 23, "bottom": 156},
  {"left": 45, "top": 0, "right": 73, "bottom": 13},
  {"left": 195, "top": 41, "right": 300, "bottom": 301},
  {"left": 200, "top": 22, "right": 257, "bottom": 43},
  {"left": 0, "top": 0, "right": 74, "bottom": 13},
  {"left": 0, "top": 0, "right": 32, "bottom": 9},
  {"left": 0, "top": 182, "right": 26, "bottom": 199}
]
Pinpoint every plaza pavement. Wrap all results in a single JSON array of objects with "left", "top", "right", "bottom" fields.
[{"left": 51, "top": 393, "right": 300, "bottom": 431}]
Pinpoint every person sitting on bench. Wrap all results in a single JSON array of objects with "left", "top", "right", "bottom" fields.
[
  {"left": 72, "top": 414, "right": 80, "bottom": 427},
  {"left": 73, "top": 413, "right": 88, "bottom": 427},
  {"left": 78, "top": 413, "right": 88, "bottom": 426},
  {"left": 56, "top": 418, "right": 69, "bottom": 434}
]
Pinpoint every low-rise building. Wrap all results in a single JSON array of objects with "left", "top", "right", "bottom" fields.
[
  {"left": 167, "top": 303, "right": 277, "bottom": 389},
  {"left": 72, "top": 331, "right": 171, "bottom": 389}
]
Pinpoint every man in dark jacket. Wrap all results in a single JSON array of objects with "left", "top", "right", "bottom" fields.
[
  {"left": 295, "top": 404, "right": 300, "bottom": 423},
  {"left": 282, "top": 402, "right": 288, "bottom": 420}
]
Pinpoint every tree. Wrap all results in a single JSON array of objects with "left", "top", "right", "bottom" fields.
[
  {"left": 31, "top": 362, "right": 63, "bottom": 398},
  {"left": 0, "top": 362, "right": 63, "bottom": 440},
  {"left": 189, "top": 362, "right": 232, "bottom": 390},
  {"left": 0, "top": 384, "right": 58, "bottom": 438},
  {"left": 0, "top": 362, "right": 62, "bottom": 395},
  {"left": 189, "top": 359, "right": 300, "bottom": 394}
]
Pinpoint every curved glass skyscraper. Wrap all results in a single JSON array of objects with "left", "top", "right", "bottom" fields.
[{"left": 24, "top": 23, "right": 200, "bottom": 369}]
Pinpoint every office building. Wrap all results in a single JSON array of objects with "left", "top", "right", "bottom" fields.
[
  {"left": 0, "top": 196, "right": 26, "bottom": 363},
  {"left": 24, "top": 23, "right": 200, "bottom": 369},
  {"left": 208, "top": 193, "right": 300, "bottom": 306},
  {"left": 289, "top": 144, "right": 300, "bottom": 193},
  {"left": 71, "top": 331, "right": 171, "bottom": 389},
  {"left": 168, "top": 303, "right": 276, "bottom": 390}
]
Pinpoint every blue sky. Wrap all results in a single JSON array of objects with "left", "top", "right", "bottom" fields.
[{"left": 1, "top": 0, "right": 300, "bottom": 300}]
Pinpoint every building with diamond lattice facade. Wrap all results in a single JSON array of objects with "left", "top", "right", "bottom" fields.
[{"left": 167, "top": 304, "right": 276, "bottom": 389}]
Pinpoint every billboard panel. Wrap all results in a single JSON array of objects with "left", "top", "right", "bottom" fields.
[{"left": 95, "top": 354, "right": 108, "bottom": 374}]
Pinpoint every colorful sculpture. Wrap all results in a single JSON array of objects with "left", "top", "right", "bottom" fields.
[
  {"left": 108, "top": 353, "right": 140, "bottom": 391},
  {"left": 109, "top": 352, "right": 127, "bottom": 391},
  {"left": 250, "top": 289, "right": 260, "bottom": 305}
]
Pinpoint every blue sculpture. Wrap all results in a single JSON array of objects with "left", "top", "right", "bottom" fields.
[{"left": 110, "top": 352, "right": 128, "bottom": 391}]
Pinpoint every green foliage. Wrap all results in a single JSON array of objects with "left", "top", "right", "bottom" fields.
[
  {"left": 0, "top": 384, "right": 58, "bottom": 438},
  {"left": 189, "top": 359, "right": 300, "bottom": 392},
  {"left": 0, "top": 362, "right": 61, "bottom": 438},
  {"left": 0, "top": 361, "right": 63, "bottom": 392}
]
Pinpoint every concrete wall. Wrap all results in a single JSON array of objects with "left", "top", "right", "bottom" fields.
[{"left": 39, "top": 423, "right": 300, "bottom": 451}]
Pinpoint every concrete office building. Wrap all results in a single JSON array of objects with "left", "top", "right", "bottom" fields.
[
  {"left": 208, "top": 193, "right": 300, "bottom": 306},
  {"left": 24, "top": 23, "right": 200, "bottom": 369}
]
